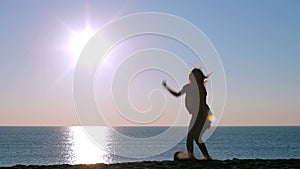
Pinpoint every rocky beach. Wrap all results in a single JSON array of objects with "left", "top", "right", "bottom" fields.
[{"left": 3, "top": 159, "right": 300, "bottom": 169}]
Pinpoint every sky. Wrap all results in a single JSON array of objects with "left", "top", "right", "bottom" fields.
[{"left": 0, "top": 0, "right": 299, "bottom": 126}]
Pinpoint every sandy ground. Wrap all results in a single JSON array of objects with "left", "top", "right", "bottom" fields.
[{"left": 3, "top": 159, "right": 300, "bottom": 169}]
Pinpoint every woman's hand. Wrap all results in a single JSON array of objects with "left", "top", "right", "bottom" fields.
[
  {"left": 162, "top": 80, "right": 167, "bottom": 88},
  {"left": 162, "top": 80, "right": 181, "bottom": 97}
]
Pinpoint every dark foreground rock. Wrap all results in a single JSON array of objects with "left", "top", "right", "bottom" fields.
[{"left": 2, "top": 159, "right": 300, "bottom": 169}]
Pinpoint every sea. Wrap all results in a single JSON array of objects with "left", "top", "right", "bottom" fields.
[{"left": 0, "top": 126, "right": 299, "bottom": 167}]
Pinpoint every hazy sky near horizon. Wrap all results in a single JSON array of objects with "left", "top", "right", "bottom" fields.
[{"left": 0, "top": 0, "right": 299, "bottom": 126}]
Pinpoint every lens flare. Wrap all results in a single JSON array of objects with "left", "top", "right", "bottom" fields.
[
  {"left": 207, "top": 113, "right": 215, "bottom": 123},
  {"left": 68, "top": 27, "right": 96, "bottom": 58}
]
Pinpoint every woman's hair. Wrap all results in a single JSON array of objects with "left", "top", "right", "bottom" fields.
[{"left": 189, "top": 68, "right": 208, "bottom": 84}]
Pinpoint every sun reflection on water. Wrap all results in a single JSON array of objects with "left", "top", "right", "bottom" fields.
[{"left": 68, "top": 126, "right": 111, "bottom": 164}]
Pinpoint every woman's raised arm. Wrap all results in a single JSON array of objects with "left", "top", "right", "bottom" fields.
[{"left": 162, "top": 80, "right": 182, "bottom": 97}]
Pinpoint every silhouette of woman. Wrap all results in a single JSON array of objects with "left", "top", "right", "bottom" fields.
[{"left": 163, "top": 68, "right": 212, "bottom": 160}]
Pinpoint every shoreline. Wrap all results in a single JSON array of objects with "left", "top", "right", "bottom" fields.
[{"left": 3, "top": 159, "right": 300, "bottom": 169}]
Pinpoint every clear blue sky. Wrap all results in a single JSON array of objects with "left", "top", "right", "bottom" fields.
[{"left": 0, "top": 0, "right": 299, "bottom": 126}]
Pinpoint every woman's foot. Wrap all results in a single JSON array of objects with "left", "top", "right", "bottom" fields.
[
  {"left": 188, "top": 153, "right": 199, "bottom": 160},
  {"left": 202, "top": 155, "right": 213, "bottom": 160}
]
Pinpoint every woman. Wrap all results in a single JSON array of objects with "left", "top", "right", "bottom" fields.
[{"left": 162, "top": 68, "right": 212, "bottom": 160}]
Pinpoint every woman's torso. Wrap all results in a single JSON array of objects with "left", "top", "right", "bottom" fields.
[{"left": 183, "top": 83, "right": 209, "bottom": 115}]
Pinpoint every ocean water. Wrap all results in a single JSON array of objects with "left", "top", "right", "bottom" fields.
[{"left": 0, "top": 126, "right": 299, "bottom": 166}]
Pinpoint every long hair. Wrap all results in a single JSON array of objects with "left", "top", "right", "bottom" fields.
[{"left": 190, "top": 68, "right": 209, "bottom": 85}]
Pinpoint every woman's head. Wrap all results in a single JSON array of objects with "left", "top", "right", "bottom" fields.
[{"left": 189, "top": 68, "right": 208, "bottom": 83}]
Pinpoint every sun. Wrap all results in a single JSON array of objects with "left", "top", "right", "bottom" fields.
[{"left": 68, "top": 27, "right": 96, "bottom": 57}]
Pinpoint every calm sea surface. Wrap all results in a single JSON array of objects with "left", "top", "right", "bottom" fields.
[{"left": 0, "top": 126, "right": 299, "bottom": 166}]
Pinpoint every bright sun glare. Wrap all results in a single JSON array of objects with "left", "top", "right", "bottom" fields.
[{"left": 68, "top": 27, "right": 96, "bottom": 58}]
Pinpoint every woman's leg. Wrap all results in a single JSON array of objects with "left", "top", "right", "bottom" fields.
[
  {"left": 195, "top": 117, "right": 211, "bottom": 159},
  {"left": 186, "top": 130, "right": 194, "bottom": 158},
  {"left": 195, "top": 141, "right": 210, "bottom": 159},
  {"left": 187, "top": 115, "right": 197, "bottom": 158}
]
